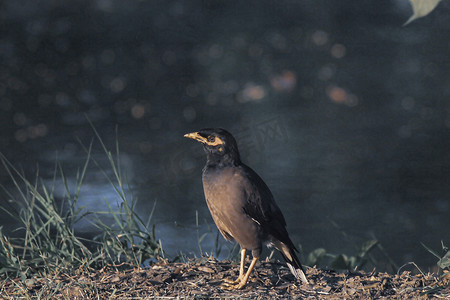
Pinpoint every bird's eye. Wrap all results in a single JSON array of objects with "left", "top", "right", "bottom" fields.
[{"left": 208, "top": 136, "right": 215, "bottom": 142}]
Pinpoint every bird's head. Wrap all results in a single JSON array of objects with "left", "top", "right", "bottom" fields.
[{"left": 184, "top": 128, "right": 241, "bottom": 166}]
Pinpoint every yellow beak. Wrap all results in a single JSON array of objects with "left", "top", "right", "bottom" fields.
[{"left": 184, "top": 132, "right": 208, "bottom": 144}]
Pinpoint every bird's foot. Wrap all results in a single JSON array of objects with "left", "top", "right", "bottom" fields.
[{"left": 220, "top": 279, "right": 247, "bottom": 290}]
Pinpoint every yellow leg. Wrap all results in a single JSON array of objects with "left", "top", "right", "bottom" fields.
[
  {"left": 238, "top": 248, "right": 246, "bottom": 279},
  {"left": 223, "top": 248, "right": 246, "bottom": 284},
  {"left": 222, "top": 256, "right": 259, "bottom": 290}
]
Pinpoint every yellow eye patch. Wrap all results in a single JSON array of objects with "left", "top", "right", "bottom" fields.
[{"left": 206, "top": 136, "right": 224, "bottom": 146}]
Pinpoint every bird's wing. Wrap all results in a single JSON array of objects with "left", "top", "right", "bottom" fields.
[
  {"left": 239, "top": 164, "right": 295, "bottom": 248},
  {"left": 239, "top": 165, "right": 307, "bottom": 282}
]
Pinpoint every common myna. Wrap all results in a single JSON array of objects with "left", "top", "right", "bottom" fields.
[{"left": 184, "top": 128, "right": 308, "bottom": 289}]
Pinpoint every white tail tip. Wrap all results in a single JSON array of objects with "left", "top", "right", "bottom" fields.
[{"left": 286, "top": 262, "right": 308, "bottom": 284}]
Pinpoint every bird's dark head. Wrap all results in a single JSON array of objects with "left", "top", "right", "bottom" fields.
[{"left": 184, "top": 128, "right": 241, "bottom": 167}]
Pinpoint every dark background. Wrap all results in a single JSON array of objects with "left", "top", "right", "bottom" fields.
[{"left": 0, "top": 0, "right": 449, "bottom": 271}]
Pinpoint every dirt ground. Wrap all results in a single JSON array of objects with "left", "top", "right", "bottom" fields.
[{"left": 1, "top": 258, "right": 449, "bottom": 299}]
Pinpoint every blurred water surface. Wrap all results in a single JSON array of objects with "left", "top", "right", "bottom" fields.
[{"left": 0, "top": 0, "right": 449, "bottom": 270}]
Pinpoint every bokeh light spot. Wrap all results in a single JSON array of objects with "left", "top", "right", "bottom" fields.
[
  {"left": 326, "top": 85, "right": 358, "bottom": 107},
  {"left": 238, "top": 83, "right": 266, "bottom": 102},
  {"left": 270, "top": 70, "right": 297, "bottom": 92},
  {"left": 131, "top": 104, "right": 145, "bottom": 119},
  {"left": 331, "top": 43, "right": 346, "bottom": 58},
  {"left": 36, "top": 124, "right": 48, "bottom": 137},
  {"left": 327, "top": 85, "right": 347, "bottom": 103},
  {"left": 311, "top": 30, "right": 328, "bottom": 46},
  {"left": 110, "top": 77, "right": 126, "bottom": 93},
  {"left": 15, "top": 129, "right": 27, "bottom": 143},
  {"left": 317, "top": 64, "right": 335, "bottom": 81}
]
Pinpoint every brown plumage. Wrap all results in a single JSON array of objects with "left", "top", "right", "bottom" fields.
[{"left": 185, "top": 128, "right": 308, "bottom": 289}]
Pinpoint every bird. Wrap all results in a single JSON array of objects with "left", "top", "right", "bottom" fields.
[{"left": 184, "top": 128, "right": 308, "bottom": 289}]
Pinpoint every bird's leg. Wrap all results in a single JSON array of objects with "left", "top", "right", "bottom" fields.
[
  {"left": 222, "top": 256, "right": 259, "bottom": 290},
  {"left": 223, "top": 248, "right": 246, "bottom": 284}
]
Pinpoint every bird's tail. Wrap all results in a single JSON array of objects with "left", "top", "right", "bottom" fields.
[{"left": 275, "top": 241, "right": 308, "bottom": 284}]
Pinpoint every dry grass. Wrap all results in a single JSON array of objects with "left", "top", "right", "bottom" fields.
[{"left": 1, "top": 258, "right": 449, "bottom": 299}]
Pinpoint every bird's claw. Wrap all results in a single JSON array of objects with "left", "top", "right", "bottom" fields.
[{"left": 220, "top": 280, "right": 246, "bottom": 290}]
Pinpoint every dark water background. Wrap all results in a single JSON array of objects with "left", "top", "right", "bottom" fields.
[{"left": 1, "top": 0, "right": 449, "bottom": 271}]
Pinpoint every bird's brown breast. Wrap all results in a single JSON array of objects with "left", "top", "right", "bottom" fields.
[{"left": 202, "top": 167, "right": 262, "bottom": 250}]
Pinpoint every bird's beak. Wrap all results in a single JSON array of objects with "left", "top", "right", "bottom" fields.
[{"left": 184, "top": 132, "right": 207, "bottom": 144}]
